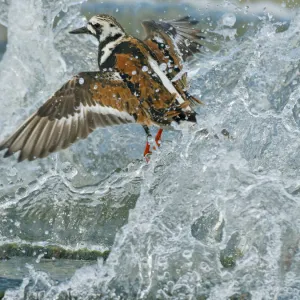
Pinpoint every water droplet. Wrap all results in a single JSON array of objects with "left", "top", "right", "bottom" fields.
[
  {"left": 182, "top": 250, "right": 192, "bottom": 259},
  {"left": 159, "top": 63, "right": 167, "bottom": 72},
  {"left": 148, "top": 136, "right": 154, "bottom": 144},
  {"left": 62, "top": 4, "right": 68, "bottom": 13},
  {"left": 79, "top": 78, "right": 84, "bottom": 85},
  {"left": 142, "top": 66, "right": 148, "bottom": 72},
  {"left": 220, "top": 13, "right": 236, "bottom": 27},
  {"left": 94, "top": 84, "right": 98, "bottom": 89},
  {"left": 244, "top": 5, "right": 249, "bottom": 14},
  {"left": 184, "top": 39, "right": 191, "bottom": 46},
  {"left": 36, "top": 253, "right": 44, "bottom": 264},
  {"left": 132, "top": 70, "right": 137, "bottom": 75}
]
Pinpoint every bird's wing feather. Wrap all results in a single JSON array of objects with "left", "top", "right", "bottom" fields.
[
  {"left": 142, "top": 16, "right": 204, "bottom": 105},
  {"left": 142, "top": 16, "right": 204, "bottom": 65},
  {"left": 0, "top": 71, "right": 139, "bottom": 161}
]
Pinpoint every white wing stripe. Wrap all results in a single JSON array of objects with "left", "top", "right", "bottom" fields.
[
  {"left": 84, "top": 103, "right": 135, "bottom": 122},
  {"left": 45, "top": 103, "right": 135, "bottom": 124},
  {"left": 59, "top": 103, "right": 135, "bottom": 123},
  {"left": 148, "top": 56, "right": 189, "bottom": 108}
]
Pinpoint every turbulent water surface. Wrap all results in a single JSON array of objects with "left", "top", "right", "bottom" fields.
[{"left": 1, "top": 0, "right": 300, "bottom": 299}]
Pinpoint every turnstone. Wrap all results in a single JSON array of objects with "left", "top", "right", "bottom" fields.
[{"left": 0, "top": 14, "right": 204, "bottom": 162}]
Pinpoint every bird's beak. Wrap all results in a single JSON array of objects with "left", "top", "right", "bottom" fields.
[{"left": 69, "top": 26, "right": 90, "bottom": 35}]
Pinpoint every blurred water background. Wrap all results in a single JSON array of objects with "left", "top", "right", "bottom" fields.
[
  {"left": 0, "top": 0, "right": 299, "bottom": 59},
  {"left": 1, "top": 0, "right": 300, "bottom": 299}
]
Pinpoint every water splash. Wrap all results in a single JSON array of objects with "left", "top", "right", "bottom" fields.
[
  {"left": 2, "top": 1, "right": 300, "bottom": 299},
  {"left": 0, "top": 0, "right": 145, "bottom": 251}
]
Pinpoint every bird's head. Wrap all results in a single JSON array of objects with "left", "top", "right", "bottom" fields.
[{"left": 69, "top": 14, "right": 125, "bottom": 43}]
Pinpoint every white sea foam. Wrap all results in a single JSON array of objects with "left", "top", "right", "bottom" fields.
[{"left": 2, "top": 1, "right": 300, "bottom": 299}]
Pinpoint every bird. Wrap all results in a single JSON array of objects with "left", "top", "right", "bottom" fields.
[{"left": 0, "top": 14, "right": 204, "bottom": 162}]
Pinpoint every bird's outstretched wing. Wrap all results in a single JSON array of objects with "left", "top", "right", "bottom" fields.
[
  {"left": 142, "top": 16, "right": 204, "bottom": 65},
  {"left": 142, "top": 16, "right": 204, "bottom": 105},
  {"left": 0, "top": 72, "right": 139, "bottom": 162}
]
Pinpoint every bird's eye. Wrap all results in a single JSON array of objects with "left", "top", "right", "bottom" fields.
[{"left": 94, "top": 23, "right": 101, "bottom": 29}]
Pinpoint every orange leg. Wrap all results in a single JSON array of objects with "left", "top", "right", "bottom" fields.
[
  {"left": 155, "top": 128, "right": 163, "bottom": 147},
  {"left": 143, "top": 125, "right": 152, "bottom": 162},
  {"left": 152, "top": 129, "right": 163, "bottom": 151},
  {"left": 143, "top": 141, "right": 152, "bottom": 163},
  {"left": 144, "top": 141, "right": 151, "bottom": 157},
  {"left": 143, "top": 127, "right": 163, "bottom": 162}
]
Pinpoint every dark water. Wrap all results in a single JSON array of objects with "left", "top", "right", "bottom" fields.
[{"left": 0, "top": 257, "right": 94, "bottom": 293}]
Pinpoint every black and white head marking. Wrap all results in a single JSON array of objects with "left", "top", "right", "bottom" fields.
[
  {"left": 87, "top": 15, "right": 125, "bottom": 43},
  {"left": 69, "top": 14, "right": 126, "bottom": 67}
]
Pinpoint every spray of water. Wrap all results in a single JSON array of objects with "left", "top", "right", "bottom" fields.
[{"left": 1, "top": 0, "right": 300, "bottom": 299}]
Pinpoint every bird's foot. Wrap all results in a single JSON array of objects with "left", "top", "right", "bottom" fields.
[
  {"left": 144, "top": 140, "right": 152, "bottom": 163},
  {"left": 153, "top": 128, "right": 163, "bottom": 150},
  {"left": 143, "top": 129, "right": 163, "bottom": 162}
]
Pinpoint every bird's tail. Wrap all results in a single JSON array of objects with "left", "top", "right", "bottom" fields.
[{"left": 164, "top": 104, "right": 197, "bottom": 124}]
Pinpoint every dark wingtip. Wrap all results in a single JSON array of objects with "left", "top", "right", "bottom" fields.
[
  {"left": 174, "top": 16, "right": 200, "bottom": 27},
  {"left": 190, "top": 20, "right": 199, "bottom": 25},
  {"left": 18, "top": 153, "right": 25, "bottom": 163},
  {"left": 4, "top": 149, "right": 13, "bottom": 158},
  {"left": 177, "top": 16, "right": 191, "bottom": 22},
  {"left": 196, "top": 33, "right": 205, "bottom": 40},
  {"left": 187, "top": 113, "right": 197, "bottom": 123},
  {"left": 142, "top": 20, "right": 154, "bottom": 26}
]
